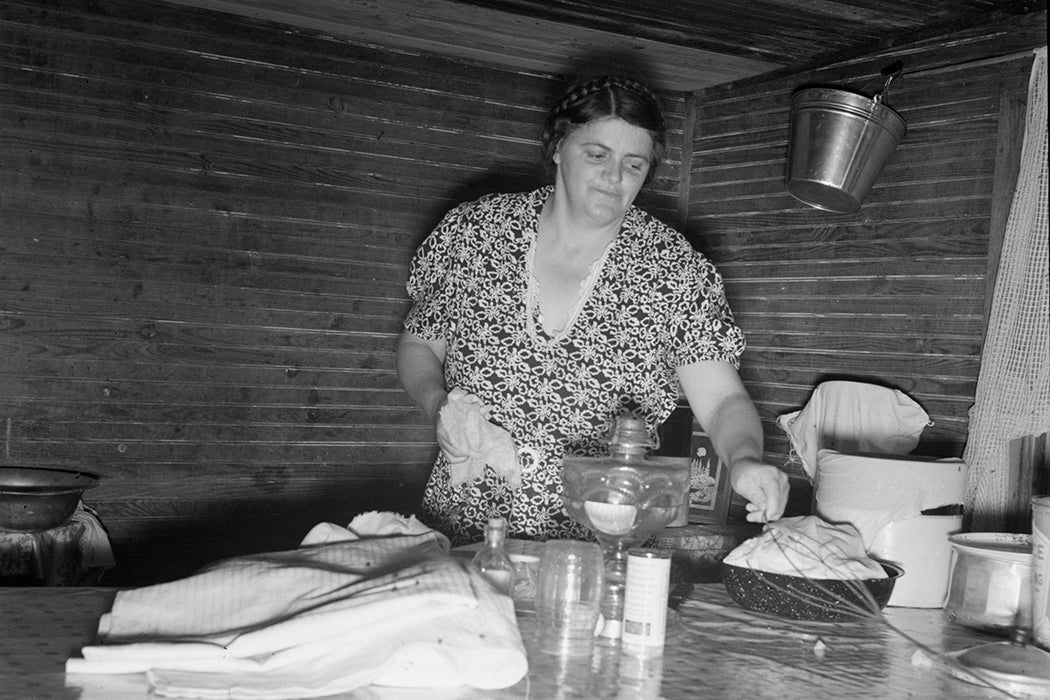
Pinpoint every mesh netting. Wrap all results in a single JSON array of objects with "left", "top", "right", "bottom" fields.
[{"left": 964, "top": 47, "right": 1050, "bottom": 528}]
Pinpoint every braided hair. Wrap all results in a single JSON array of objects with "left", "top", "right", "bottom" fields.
[{"left": 542, "top": 75, "right": 667, "bottom": 184}]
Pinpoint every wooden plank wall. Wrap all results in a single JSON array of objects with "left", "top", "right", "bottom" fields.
[
  {"left": 687, "top": 10, "right": 1046, "bottom": 516},
  {"left": 0, "top": 0, "right": 684, "bottom": 584}
]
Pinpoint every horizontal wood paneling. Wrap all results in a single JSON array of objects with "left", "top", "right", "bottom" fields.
[
  {"left": 688, "top": 10, "right": 1045, "bottom": 521},
  {"left": 0, "top": 0, "right": 685, "bottom": 583}
]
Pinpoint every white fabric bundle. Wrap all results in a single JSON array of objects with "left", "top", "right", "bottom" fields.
[
  {"left": 65, "top": 512, "right": 528, "bottom": 698},
  {"left": 440, "top": 388, "right": 521, "bottom": 487},
  {"left": 723, "top": 515, "right": 887, "bottom": 580},
  {"left": 776, "top": 381, "right": 930, "bottom": 478}
]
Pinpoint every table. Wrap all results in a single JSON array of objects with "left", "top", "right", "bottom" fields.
[{"left": 0, "top": 583, "right": 1021, "bottom": 699}]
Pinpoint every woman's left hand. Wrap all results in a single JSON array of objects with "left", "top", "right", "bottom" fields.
[{"left": 730, "top": 459, "right": 790, "bottom": 523}]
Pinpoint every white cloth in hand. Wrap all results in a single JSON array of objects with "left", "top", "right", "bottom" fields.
[
  {"left": 65, "top": 512, "right": 527, "bottom": 698},
  {"left": 439, "top": 388, "right": 521, "bottom": 488}
]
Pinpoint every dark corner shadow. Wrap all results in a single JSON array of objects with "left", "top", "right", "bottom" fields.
[
  {"left": 414, "top": 166, "right": 549, "bottom": 238},
  {"left": 447, "top": 166, "right": 549, "bottom": 209},
  {"left": 810, "top": 373, "right": 919, "bottom": 401},
  {"left": 680, "top": 218, "right": 718, "bottom": 257},
  {"left": 557, "top": 49, "right": 666, "bottom": 99}
]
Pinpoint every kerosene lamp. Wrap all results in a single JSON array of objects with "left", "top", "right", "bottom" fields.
[{"left": 561, "top": 411, "right": 690, "bottom": 640}]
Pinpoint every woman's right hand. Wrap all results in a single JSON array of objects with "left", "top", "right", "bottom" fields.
[
  {"left": 435, "top": 394, "right": 467, "bottom": 462},
  {"left": 435, "top": 389, "right": 489, "bottom": 463}
]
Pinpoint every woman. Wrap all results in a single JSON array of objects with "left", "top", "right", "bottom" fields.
[{"left": 397, "top": 75, "right": 789, "bottom": 545}]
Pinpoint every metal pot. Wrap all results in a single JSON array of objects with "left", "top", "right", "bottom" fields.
[
  {"left": 945, "top": 533, "right": 1032, "bottom": 635},
  {"left": 0, "top": 466, "right": 100, "bottom": 531}
]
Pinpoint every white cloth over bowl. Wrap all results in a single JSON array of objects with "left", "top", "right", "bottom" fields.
[
  {"left": 64, "top": 512, "right": 528, "bottom": 698},
  {"left": 723, "top": 515, "right": 887, "bottom": 579}
]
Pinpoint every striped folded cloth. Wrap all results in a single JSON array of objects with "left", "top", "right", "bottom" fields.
[{"left": 65, "top": 512, "right": 528, "bottom": 698}]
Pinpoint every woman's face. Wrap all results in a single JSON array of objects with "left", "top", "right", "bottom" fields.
[{"left": 553, "top": 117, "right": 653, "bottom": 228}]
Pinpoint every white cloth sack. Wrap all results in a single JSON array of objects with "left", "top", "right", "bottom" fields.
[
  {"left": 65, "top": 512, "right": 528, "bottom": 698},
  {"left": 777, "top": 380, "right": 930, "bottom": 478}
]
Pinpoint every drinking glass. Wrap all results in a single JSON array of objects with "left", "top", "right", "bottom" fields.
[
  {"left": 535, "top": 540, "right": 604, "bottom": 656},
  {"left": 510, "top": 553, "right": 540, "bottom": 605}
]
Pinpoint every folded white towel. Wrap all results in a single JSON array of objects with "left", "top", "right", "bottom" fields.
[{"left": 65, "top": 512, "right": 527, "bottom": 698}]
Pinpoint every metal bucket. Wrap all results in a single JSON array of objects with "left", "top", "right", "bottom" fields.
[{"left": 786, "top": 87, "right": 906, "bottom": 213}]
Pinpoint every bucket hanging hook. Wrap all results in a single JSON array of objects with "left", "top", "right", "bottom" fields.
[{"left": 873, "top": 61, "right": 904, "bottom": 106}]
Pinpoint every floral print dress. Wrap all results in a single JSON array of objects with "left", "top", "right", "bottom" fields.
[{"left": 403, "top": 187, "right": 745, "bottom": 545}]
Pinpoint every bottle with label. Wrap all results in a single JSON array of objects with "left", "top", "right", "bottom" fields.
[
  {"left": 472, "top": 516, "right": 514, "bottom": 596},
  {"left": 622, "top": 548, "right": 672, "bottom": 655}
]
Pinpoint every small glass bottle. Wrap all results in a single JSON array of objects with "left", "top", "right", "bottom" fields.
[{"left": 472, "top": 517, "right": 514, "bottom": 596}]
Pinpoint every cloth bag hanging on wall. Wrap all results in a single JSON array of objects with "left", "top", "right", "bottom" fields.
[{"left": 776, "top": 380, "right": 931, "bottom": 479}]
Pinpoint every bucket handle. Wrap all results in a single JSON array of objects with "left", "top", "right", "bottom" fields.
[{"left": 872, "top": 61, "right": 904, "bottom": 106}]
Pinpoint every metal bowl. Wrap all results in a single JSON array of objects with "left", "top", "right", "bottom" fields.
[
  {"left": 0, "top": 466, "right": 100, "bottom": 532},
  {"left": 722, "top": 561, "right": 903, "bottom": 621}
]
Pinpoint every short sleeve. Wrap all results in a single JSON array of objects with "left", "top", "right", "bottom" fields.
[
  {"left": 402, "top": 204, "right": 467, "bottom": 341},
  {"left": 669, "top": 251, "right": 746, "bottom": 369}
]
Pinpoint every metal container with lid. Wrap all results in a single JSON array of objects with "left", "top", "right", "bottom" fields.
[
  {"left": 945, "top": 532, "right": 1032, "bottom": 635},
  {"left": 945, "top": 626, "right": 1050, "bottom": 697}
]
